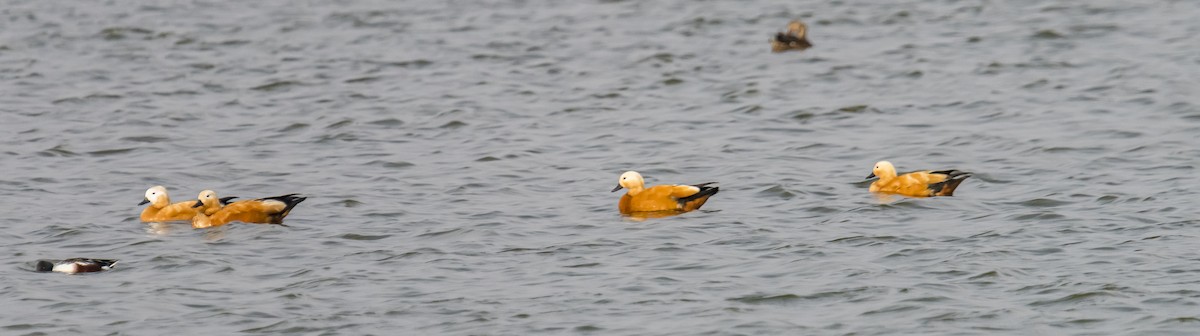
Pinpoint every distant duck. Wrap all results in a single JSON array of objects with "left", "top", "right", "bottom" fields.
[
  {"left": 36, "top": 258, "right": 118, "bottom": 274},
  {"left": 866, "top": 161, "right": 971, "bottom": 197},
  {"left": 192, "top": 193, "right": 307, "bottom": 228},
  {"left": 139, "top": 186, "right": 202, "bottom": 222},
  {"left": 771, "top": 20, "right": 813, "bottom": 52},
  {"left": 612, "top": 171, "right": 719, "bottom": 214}
]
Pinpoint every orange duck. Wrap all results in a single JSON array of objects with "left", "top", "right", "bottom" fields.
[
  {"left": 139, "top": 186, "right": 201, "bottom": 222},
  {"left": 866, "top": 161, "right": 971, "bottom": 197},
  {"left": 611, "top": 171, "right": 718, "bottom": 215},
  {"left": 770, "top": 20, "right": 813, "bottom": 52},
  {"left": 191, "top": 192, "right": 306, "bottom": 228}
]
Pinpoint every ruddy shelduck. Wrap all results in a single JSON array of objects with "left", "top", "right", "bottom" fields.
[
  {"left": 770, "top": 20, "right": 813, "bottom": 52},
  {"left": 36, "top": 258, "right": 118, "bottom": 274},
  {"left": 191, "top": 193, "right": 306, "bottom": 228},
  {"left": 139, "top": 186, "right": 202, "bottom": 222},
  {"left": 192, "top": 190, "right": 239, "bottom": 216},
  {"left": 611, "top": 171, "right": 719, "bottom": 214},
  {"left": 866, "top": 161, "right": 971, "bottom": 197}
]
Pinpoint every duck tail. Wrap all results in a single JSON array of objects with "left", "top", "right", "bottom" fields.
[
  {"left": 930, "top": 172, "right": 971, "bottom": 196},
  {"left": 930, "top": 170, "right": 970, "bottom": 179},
  {"left": 261, "top": 194, "right": 307, "bottom": 224},
  {"left": 678, "top": 183, "right": 719, "bottom": 210},
  {"left": 72, "top": 259, "right": 118, "bottom": 272}
]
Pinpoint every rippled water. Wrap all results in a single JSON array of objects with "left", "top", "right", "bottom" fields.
[{"left": 3, "top": 0, "right": 1200, "bottom": 334}]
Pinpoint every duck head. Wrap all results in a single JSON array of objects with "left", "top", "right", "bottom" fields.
[
  {"left": 193, "top": 190, "right": 218, "bottom": 208},
  {"left": 787, "top": 20, "right": 807, "bottom": 38},
  {"left": 140, "top": 186, "right": 169, "bottom": 207},
  {"left": 611, "top": 171, "right": 646, "bottom": 193},
  {"left": 866, "top": 161, "right": 897, "bottom": 179}
]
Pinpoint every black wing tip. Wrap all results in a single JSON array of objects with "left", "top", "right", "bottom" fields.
[
  {"left": 931, "top": 170, "right": 972, "bottom": 178},
  {"left": 260, "top": 194, "right": 307, "bottom": 224},
  {"left": 677, "top": 184, "right": 720, "bottom": 205},
  {"left": 928, "top": 174, "right": 971, "bottom": 196},
  {"left": 260, "top": 194, "right": 307, "bottom": 204},
  {"left": 94, "top": 259, "right": 119, "bottom": 267}
]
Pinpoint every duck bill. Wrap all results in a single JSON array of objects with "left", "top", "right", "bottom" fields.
[
  {"left": 611, "top": 185, "right": 624, "bottom": 192},
  {"left": 865, "top": 173, "right": 876, "bottom": 179},
  {"left": 192, "top": 200, "right": 204, "bottom": 208},
  {"left": 138, "top": 198, "right": 150, "bottom": 205}
]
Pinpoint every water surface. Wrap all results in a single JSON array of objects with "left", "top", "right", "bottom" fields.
[{"left": 2, "top": 0, "right": 1199, "bottom": 334}]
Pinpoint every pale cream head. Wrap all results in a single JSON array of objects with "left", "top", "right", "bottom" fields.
[
  {"left": 143, "top": 186, "right": 169, "bottom": 206},
  {"left": 869, "top": 161, "right": 897, "bottom": 179},
  {"left": 198, "top": 190, "right": 217, "bottom": 203},
  {"left": 196, "top": 190, "right": 219, "bottom": 208},
  {"left": 787, "top": 21, "right": 807, "bottom": 37},
  {"left": 612, "top": 171, "right": 646, "bottom": 193}
]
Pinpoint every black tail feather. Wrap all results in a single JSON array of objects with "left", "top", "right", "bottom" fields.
[
  {"left": 930, "top": 170, "right": 971, "bottom": 179},
  {"left": 928, "top": 173, "right": 971, "bottom": 196},
  {"left": 677, "top": 183, "right": 720, "bottom": 205},
  {"left": 259, "top": 194, "right": 307, "bottom": 224}
]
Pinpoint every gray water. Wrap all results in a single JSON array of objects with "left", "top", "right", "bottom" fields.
[{"left": 2, "top": 0, "right": 1199, "bottom": 335}]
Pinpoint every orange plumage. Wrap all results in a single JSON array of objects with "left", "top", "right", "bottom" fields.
[
  {"left": 866, "top": 161, "right": 970, "bottom": 197},
  {"left": 192, "top": 193, "right": 306, "bottom": 228},
  {"left": 770, "top": 20, "right": 813, "bottom": 52},
  {"left": 192, "top": 190, "right": 239, "bottom": 215},
  {"left": 139, "top": 186, "right": 201, "bottom": 222},
  {"left": 612, "top": 171, "right": 718, "bottom": 215}
]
